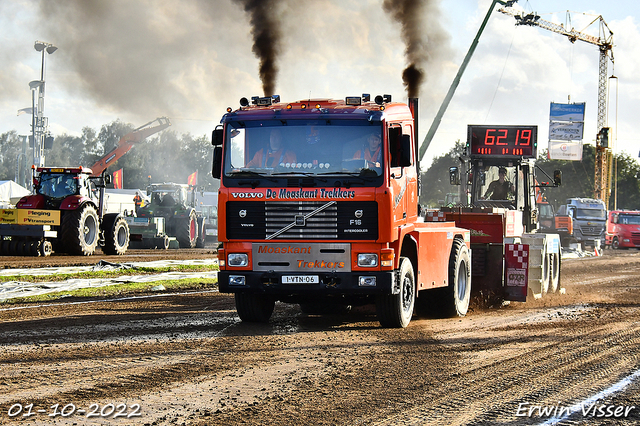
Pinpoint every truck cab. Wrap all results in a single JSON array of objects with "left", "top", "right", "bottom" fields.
[
  {"left": 212, "top": 95, "right": 471, "bottom": 327},
  {"left": 564, "top": 198, "right": 607, "bottom": 248},
  {"left": 606, "top": 210, "right": 640, "bottom": 249}
]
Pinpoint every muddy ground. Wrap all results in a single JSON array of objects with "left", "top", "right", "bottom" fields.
[{"left": 1, "top": 249, "right": 639, "bottom": 425}]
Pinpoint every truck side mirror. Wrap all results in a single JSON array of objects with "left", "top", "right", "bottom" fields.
[
  {"left": 449, "top": 167, "right": 460, "bottom": 185},
  {"left": 212, "top": 146, "right": 222, "bottom": 179},
  {"left": 212, "top": 127, "right": 223, "bottom": 146},
  {"left": 553, "top": 170, "right": 562, "bottom": 186},
  {"left": 399, "top": 134, "right": 412, "bottom": 167},
  {"left": 104, "top": 174, "right": 112, "bottom": 185}
]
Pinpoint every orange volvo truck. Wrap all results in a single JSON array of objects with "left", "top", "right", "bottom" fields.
[{"left": 211, "top": 95, "right": 471, "bottom": 328}]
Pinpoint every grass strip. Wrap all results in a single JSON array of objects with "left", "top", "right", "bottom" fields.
[
  {"left": 0, "top": 264, "right": 219, "bottom": 283},
  {"left": 1, "top": 277, "right": 218, "bottom": 305}
]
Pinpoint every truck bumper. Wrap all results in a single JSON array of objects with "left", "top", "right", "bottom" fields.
[{"left": 218, "top": 270, "right": 395, "bottom": 296}]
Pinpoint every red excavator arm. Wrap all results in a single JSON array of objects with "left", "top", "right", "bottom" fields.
[{"left": 90, "top": 117, "right": 171, "bottom": 177}]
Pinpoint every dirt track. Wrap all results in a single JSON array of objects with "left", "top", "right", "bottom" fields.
[{"left": 1, "top": 250, "right": 640, "bottom": 425}]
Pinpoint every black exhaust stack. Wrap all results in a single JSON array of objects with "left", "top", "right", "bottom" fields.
[{"left": 408, "top": 98, "right": 421, "bottom": 200}]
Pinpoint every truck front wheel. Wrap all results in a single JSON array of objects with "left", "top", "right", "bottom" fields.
[
  {"left": 235, "top": 293, "right": 275, "bottom": 323},
  {"left": 376, "top": 257, "right": 415, "bottom": 328},
  {"left": 612, "top": 237, "right": 620, "bottom": 250},
  {"left": 443, "top": 238, "right": 471, "bottom": 317},
  {"left": 61, "top": 205, "right": 100, "bottom": 256}
]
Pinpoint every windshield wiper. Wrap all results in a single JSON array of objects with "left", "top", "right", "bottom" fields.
[{"left": 228, "top": 170, "right": 278, "bottom": 186}]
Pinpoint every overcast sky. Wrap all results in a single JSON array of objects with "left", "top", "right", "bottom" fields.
[{"left": 1, "top": 0, "right": 638, "bottom": 168}]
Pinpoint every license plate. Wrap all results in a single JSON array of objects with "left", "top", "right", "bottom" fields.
[{"left": 282, "top": 275, "right": 319, "bottom": 284}]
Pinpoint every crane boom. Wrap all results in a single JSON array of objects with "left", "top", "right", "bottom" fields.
[
  {"left": 90, "top": 117, "right": 171, "bottom": 177},
  {"left": 499, "top": 7, "right": 614, "bottom": 207}
]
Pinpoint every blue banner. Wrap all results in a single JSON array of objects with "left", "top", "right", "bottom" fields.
[{"left": 549, "top": 102, "right": 585, "bottom": 122}]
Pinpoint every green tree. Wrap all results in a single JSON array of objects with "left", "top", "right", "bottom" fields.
[
  {"left": 419, "top": 140, "right": 465, "bottom": 207},
  {"left": 610, "top": 152, "right": 640, "bottom": 210},
  {"left": 0, "top": 131, "right": 24, "bottom": 183}
]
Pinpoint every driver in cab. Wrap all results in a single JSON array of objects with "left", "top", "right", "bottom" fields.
[
  {"left": 484, "top": 167, "right": 514, "bottom": 200},
  {"left": 246, "top": 129, "right": 296, "bottom": 168},
  {"left": 353, "top": 133, "right": 382, "bottom": 168}
]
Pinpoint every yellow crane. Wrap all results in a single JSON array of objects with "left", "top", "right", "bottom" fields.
[{"left": 499, "top": 6, "right": 614, "bottom": 207}]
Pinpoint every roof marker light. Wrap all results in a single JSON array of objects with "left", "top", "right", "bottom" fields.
[
  {"left": 301, "top": 104, "right": 307, "bottom": 110},
  {"left": 227, "top": 107, "right": 232, "bottom": 112},
  {"left": 345, "top": 96, "right": 362, "bottom": 106},
  {"left": 286, "top": 104, "right": 293, "bottom": 110}
]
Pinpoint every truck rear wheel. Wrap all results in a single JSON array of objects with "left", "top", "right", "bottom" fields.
[
  {"left": 442, "top": 238, "right": 471, "bottom": 317},
  {"left": 61, "top": 205, "right": 100, "bottom": 256},
  {"left": 235, "top": 293, "right": 275, "bottom": 323},
  {"left": 176, "top": 210, "right": 197, "bottom": 248},
  {"left": 376, "top": 257, "right": 415, "bottom": 328},
  {"left": 102, "top": 214, "right": 129, "bottom": 255}
]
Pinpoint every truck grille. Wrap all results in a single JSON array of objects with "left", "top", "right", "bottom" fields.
[
  {"left": 226, "top": 201, "right": 378, "bottom": 240},
  {"left": 266, "top": 201, "right": 337, "bottom": 239},
  {"left": 580, "top": 226, "right": 603, "bottom": 236}
]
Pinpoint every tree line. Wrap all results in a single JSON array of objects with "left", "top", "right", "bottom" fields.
[
  {"left": 0, "top": 120, "right": 219, "bottom": 191},
  {"left": 2, "top": 121, "right": 638, "bottom": 211},
  {"left": 419, "top": 141, "right": 640, "bottom": 211}
]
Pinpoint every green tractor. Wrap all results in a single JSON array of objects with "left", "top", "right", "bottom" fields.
[{"left": 135, "top": 183, "right": 205, "bottom": 248}]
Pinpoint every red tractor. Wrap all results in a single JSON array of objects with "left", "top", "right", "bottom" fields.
[{"left": 1, "top": 166, "right": 130, "bottom": 256}]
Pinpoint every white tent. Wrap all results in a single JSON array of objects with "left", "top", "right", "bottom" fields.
[{"left": 0, "top": 180, "right": 30, "bottom": 208}]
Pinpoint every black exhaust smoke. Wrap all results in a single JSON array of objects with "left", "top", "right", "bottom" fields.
[
  {"left": 234, "top": 0, "right": 281, "bottom": 96},
  {"left": 383, "top": 0, "right": 426, "bottom": 98},
  {"left": 383, "top": 0, "right": 449, "bottom": 100}
]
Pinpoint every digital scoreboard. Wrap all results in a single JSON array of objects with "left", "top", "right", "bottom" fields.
[{"left": 468, "top": 125, "right": 537, "bottom": 158}]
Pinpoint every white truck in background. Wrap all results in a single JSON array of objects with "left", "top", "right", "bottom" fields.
[{"left": 556, "top": 198, "right": 607, "bottom": 248}]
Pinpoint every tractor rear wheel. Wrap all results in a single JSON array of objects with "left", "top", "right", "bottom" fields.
[
  {"left": 176, "top": 210, "right": 197, "bottom": 248},
  {"left": 60, "top": 205, "right": 100, "bottom": 256},
  {"left": 102, "top": 214, "right": 129, "bottom": 255},
  {"left": 196, "top": 216, "right": 206, "bottom": 248}
]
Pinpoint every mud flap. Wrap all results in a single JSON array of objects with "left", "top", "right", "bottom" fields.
[{"left": 504, "top": 243, "right": 529, "bottom": 302}]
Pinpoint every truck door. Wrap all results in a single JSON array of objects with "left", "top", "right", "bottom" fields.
[{"left": 388, "top": 124, "right": 417, "bottom": 225}]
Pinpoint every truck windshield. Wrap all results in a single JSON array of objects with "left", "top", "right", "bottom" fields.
[
  {"left": 223, "top": 120, "right": 383, "bottom": 178},
  {"left": 619, "top": 214, "right": 640, "bottom": 225},
  {"left": 576, "top": 208, "right": 606, "bottom": 219}
]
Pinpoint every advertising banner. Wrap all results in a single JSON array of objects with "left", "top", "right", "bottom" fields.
[
  {"left": 549, "top": 102, "right": 586, "bottom": 122},
  {"left": 548, "top": 140, "right": 583, "bottom": 160},
  {"left": 549, "top": 121, "right": 584, "bottom": 141},
  {"left": 17, "top": 209, "right": 61, "bottom": 226}
]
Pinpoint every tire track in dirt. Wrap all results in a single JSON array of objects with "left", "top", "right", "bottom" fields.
[{"left": 369, "top": 306, "right": 640, "bottom": 425}]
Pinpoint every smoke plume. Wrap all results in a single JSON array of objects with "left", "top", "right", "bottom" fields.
[
  {"left": 383, "top": 0, "right": 448, "bottom": 99},
  {"left": 233, "top": 0, "right": 282, "bottom": 97}
]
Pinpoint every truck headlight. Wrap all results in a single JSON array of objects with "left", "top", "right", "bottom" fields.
[
  {"left": 357, "top": 253, "right": 378, "bottom": 267},
  {"left": 228, "top": 253, "right": 249, "bottom": 267}
]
